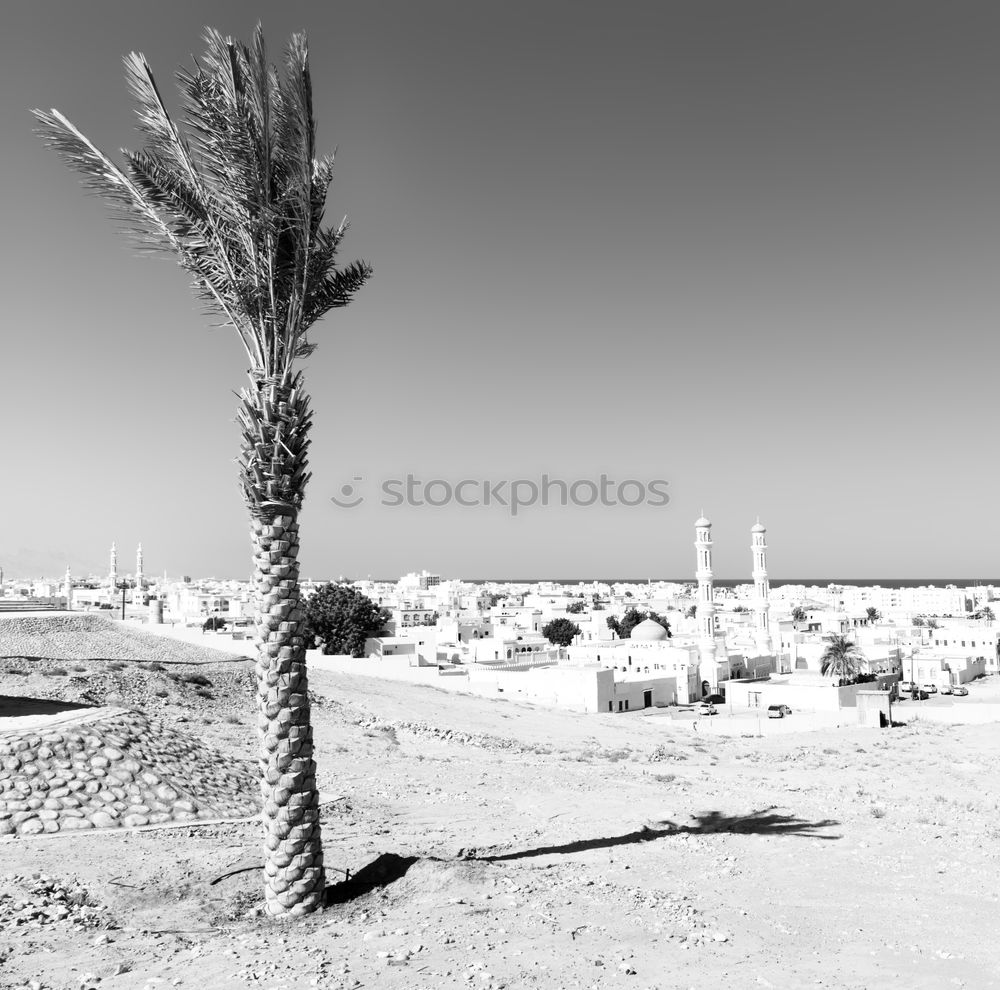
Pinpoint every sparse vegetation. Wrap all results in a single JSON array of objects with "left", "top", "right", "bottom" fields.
[
  {"left": 819, "top": 635, "right": 866, "bottom": 682},
  {"left": 305, "top": 584, "right": 392, "bottom": 657},
  {"left": 541, "top": 618, "right": 581, "bottom": 647}
]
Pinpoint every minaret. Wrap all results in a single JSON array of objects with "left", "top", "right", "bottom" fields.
[
  {"left": 695, "top": 513, "right": 718, "bottom": 690},
  {"left": 751, "top": 519, "right": 773, "bottom": 655},
  {"left": 133, "top": 543, "right": 144, "bottom": 605},
  {"left": 109, "top": 542, "right": 118, "bottom": 594},
  {"left": 63, "top": 566, "right": 72, "bottom": 611}
]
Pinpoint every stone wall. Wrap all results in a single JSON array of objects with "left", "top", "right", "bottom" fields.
[{"left": 0, "top": 708, "right": 260, "bottom": 837}]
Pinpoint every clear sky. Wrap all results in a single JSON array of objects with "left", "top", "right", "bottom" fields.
[{"left": 3, "top": 1, "right": 999, "bottom": 581}]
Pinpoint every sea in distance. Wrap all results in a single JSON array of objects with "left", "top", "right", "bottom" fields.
[{"left": 451, "top": 578, "right": 1000, "bottom": 589}]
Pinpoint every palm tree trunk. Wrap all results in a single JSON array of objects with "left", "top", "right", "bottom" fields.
[
  {"left": 240, "top": 373, "right": 324, "bottom": 918},
  {"left": 250, "top": 509, "right": 324, "bottom": 917}
]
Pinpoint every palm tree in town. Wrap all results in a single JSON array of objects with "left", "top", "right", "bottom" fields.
[
  {"left": 820, "top": 635, "right": 866, "bottom": 682},
  {"left": 34, "top": 26, "right": 372, "bottom": 918},
  {"left": 975, "top": 606, "right": 995, "bottom": 625},
  {"left": 865, "top": 607, "right": 881, "bottom": 623}
]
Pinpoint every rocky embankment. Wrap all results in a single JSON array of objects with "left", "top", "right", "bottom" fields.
[
  {"left": 0, "top": 613, "right": 247, "bottom": 664},
  {"left": 0, "top": 709, "right": 261, "bottom": 837}
]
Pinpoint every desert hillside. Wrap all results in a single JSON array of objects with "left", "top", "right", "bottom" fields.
[{"left": 2, "top": 629, "right": 999, "bottom": 989}]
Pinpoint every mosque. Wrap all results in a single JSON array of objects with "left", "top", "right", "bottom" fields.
[
  {"left": 566, "top": 514, "right": 777, "bottom": 705},
  {"left": 106, "top": 542, "right": 146, "bottom": 603}
]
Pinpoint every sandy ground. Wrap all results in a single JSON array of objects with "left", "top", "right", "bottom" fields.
[{"left": 2, "top": 656, "right": 1000, "bottom": 990}]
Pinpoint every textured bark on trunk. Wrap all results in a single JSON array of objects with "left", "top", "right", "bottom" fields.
[
  {"left": 250, "top": 510, "right": 324, "bottom": 917},
  {"left": 240, "top": 372, "right": 324, "bottom": 918}
]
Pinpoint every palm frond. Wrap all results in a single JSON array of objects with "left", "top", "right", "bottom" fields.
[
  {"left": 33, "top": 108, "right": 182, "bottom": 254},
  {"left": 34, "top": 24, "right": 371, "bottom": 381}
]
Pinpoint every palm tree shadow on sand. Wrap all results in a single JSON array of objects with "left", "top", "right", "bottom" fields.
[
  {"left": 324, "top": 853, "right": 419, "bottom": 905},
  {"left": 474, "top": 807, "right": 841, "bottom": 863},
  {"left": 321, "top": 808, "right": 840, "bottom": 903}
]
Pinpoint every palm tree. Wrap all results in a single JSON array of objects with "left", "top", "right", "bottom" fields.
[
  {"left": 34, "top": 26, "right": 372, "bottom": 918},
  {"left": 975, "top": 606, "right": 995, "bottom": 625},
  {"left": 820, "top": 635, "right": 866, "bottom": 682},
  {"left": 865, "top": 607, "right": 881, "bottom": 623}
]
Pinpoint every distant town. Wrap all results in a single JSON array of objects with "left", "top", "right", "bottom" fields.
[{"left": 6, "top": 517, "right": 997, "bottom": 725}]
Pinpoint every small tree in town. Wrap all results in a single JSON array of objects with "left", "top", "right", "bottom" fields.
[
  {"left": 647, "top": 611, "right": 673, "bottom": 637},
  {"left": 305, "top": 584, "right": 391, "bottom": 657},
  {"left": 606, "top": 607, "right": 644, "bottom": 639},
  {"left": 203, "top": 615, "right": 228, "bottom": 632},
  {"left": 566, "top": 600, "right": 586, "bottom": 614},
  {"left": 913, "top": 616, "right": 926, "bottom": 627},
  {"left": 542, "top": 618, "right": 581, "bottom": 647},
  {"left": 820, "top": 635, "right": 866, "bottom": 682},
  {"left": 607, "top": 608, "right": 672, "bottom": 639},
  {"left": 866, "top": 607, "right": 881, "bottom": 623},
  {"left": 791, "top": 606, "right": 807, "bottom": 622}
]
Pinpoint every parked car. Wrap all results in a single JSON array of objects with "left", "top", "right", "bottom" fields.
[
  {"left": 952, "top": 685, "right": 969, "bottom": 697},
  {"left": 699, "top": 703, "right": 718, "bottom": 716},
  {"left": 767, "top": 704, "right": 792, "bottom": 718},
  {"left": 921, "top": 684, "right": 938, "bottom": 694},
  {"left": 940, "top": 684, "right": 953, "bottom": 695},
  {"left": 898, "top": 681, "right": 916, "bottom": 694}
]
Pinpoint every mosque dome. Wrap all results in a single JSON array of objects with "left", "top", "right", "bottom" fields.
[
  {"left": 695, "top": 516, "right": 711, "bottom": 528},
  {"left": 630, "top": 618, "right": 668, "bottom": 641},
  {"left": 751, "top": 521, "right": 766, "bottom": 533}
]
